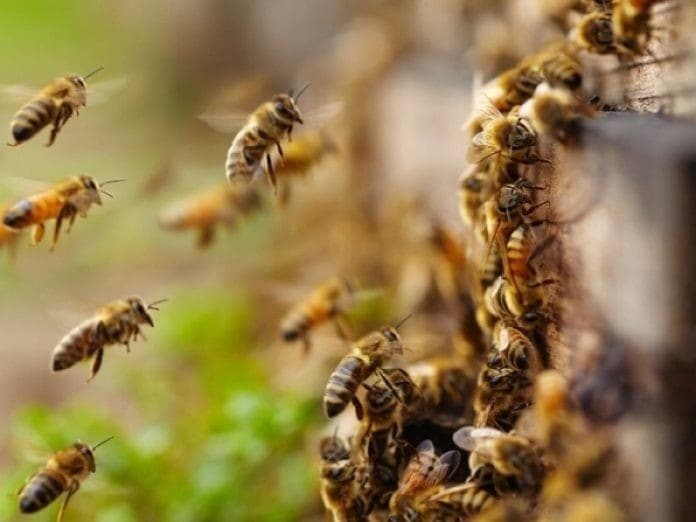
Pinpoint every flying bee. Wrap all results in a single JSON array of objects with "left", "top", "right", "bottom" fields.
[
  {"left": 490, "top": 324, "right": 544, "bottom": 374},
  {"left": 454, "top": 427, "right": 544, "bottom": 494},
  {"left": 51, "top": 296, "right": 165, "bottom": 381},
  {"left": 7, "top": 67, "right": 103, "bottom": 147},
  {"left": 574, "top": 11, "right": 617, "bottom": 54},
  {"left": 389, "top": 439, "right": 461, "bottom": 516},
  {"left": 323, "top": 318, "right": 409, "bottom": 419},
  {"left": 17, "top": 436, "right": 113, "bottom": 522},
  {"left": 2, "top": 175, "right": 121, "bottom": 250},
  {"left": 221, "top": 84, "right": 309, "bottom": 191},
  {"left": 158, "top": 183, "right": 261, "bottom": 248},
  {"left": 280, "top": 277, "right": 355, "bottom": 354}
]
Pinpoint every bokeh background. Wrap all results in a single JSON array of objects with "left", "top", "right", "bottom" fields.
[{"left": 0, "top": 1, "right": 484, "bottom": 520}]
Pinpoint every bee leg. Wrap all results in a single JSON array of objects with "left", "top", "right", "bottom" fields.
[
  {"left": 47, "top": 107, "right": 68, "bottom": 147},
  {"left": 265, "top": 153, "right": 278, "bottom": 194},
  {"left": 197, "top": 226, "right": 215, "bottom": 249},
  {"left": 87, "top": 348, "right": 104, "bottom": 382},
  {"left": 67, "top": 211, "right": 78, "bottom": 233},
  {"left": 31, "top": 224, "right": 45, "bottom": 245},
  {"left": 51, "top": 205, "right": 71, "bottom": 251},
  {"left": 301, "top": 335, "right": 311, "bottom": 356},
  {"left": 275, "top": 141, "right": 285, "bottom": 163},
  {"left": 376, "top": 368, "right": 404, "bottom": 405},
  {"left": 333, "top": 314, "right": 353, "bottom": 341},
  {"left": 351, "top": 396, "right": 364, "bottom": 421},
  {"left": 56, "top": 480, "right": 80, "bottom": 522}
]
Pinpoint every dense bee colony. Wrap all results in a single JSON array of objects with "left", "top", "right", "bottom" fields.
[{"left": 315, "top": 1, "right": 694, "bottom": 521}]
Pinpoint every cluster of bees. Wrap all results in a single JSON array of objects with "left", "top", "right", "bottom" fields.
[
  {"left": 308, "top": 0, "right": 674, "bottom": 520},
  {"left": 3, "top": 0, "right": 673, "bottom": 520}
]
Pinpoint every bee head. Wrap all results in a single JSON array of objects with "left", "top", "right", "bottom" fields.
[
  {"left": 68, "top": 75, "right": 87, "bottom": 90},
  {"left": 127, "top": 297, "right": 155, "bottom": 327},
  {"left": 272, "top": 94, "right": 303, "bottom": 125},
  {"left": 507, "top": 118, "right": 536, "bottom": 150},
  {"left": 73, "top": 442, "right": 96, "bottom": 472},
  {"left": 319, "top": 434, "right": 350, "bottom": 462},
  {"left": 79, "top": 175, "right": 103, "bottom": 206},
  {"left": 322, "top": 460, "right": 355, "bottom": 482},
  {"left": 587, "top": 14, "right": 614, "bottom": 48}
]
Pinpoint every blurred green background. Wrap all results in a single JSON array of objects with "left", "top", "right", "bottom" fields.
[{"left": 0, "top": 1, "right": 472, "bottom": 520}]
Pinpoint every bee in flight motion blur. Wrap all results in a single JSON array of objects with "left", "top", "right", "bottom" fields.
[
  {"left": 17, "top": 436, "right": 113, "bottom": 522},
  {"left": 7, "top": 67, "right": 103, "bottom": 147},
  {"left": 280, "top": 277, "right": 356, "bottom": 354},
  {"left": 323, "top": 316, "right": 410, "bottom": 419},
  {"left": 158, "top": 183, "right": 261, "bottom": 248},
  {"left": 52, "top": 297, "right": 166, "bottom": 381},
  {"left": 2, "top": 176, "right": 122, "bottom": 250},
  {"left": 223, "top": 83, "right": 310, "bottom": 191}
]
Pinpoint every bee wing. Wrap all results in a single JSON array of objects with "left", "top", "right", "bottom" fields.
[
  {"left": 0, "top": 177, "right": 51, "bottom": 200},
  {"left": 86, "top": 76, "right": 128, "bottom": 106},
  {"left": 467, "top": 131, "right": 498, "bottom": 163},
  {"left": 415, "top": 439, "right": 435, "bottom": 454},
  {"left": 0, "top": 83, "right": 37, "bottom": 104},
  {"left": 197, "top": 111, "right": 250, "bottom": 134},
  {"left": 425, "top": 450, "right": 461, "bottom": 488},
  {"left": 301, "top": 101, "right": 344, "bottom": 127},
  {"left": 452, "top": 426, "right": 504, "bottom": 451},
  {"left": 427, "top": 481, "right": 481, "bottom": 501}
]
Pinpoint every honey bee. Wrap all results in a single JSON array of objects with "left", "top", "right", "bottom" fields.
[
  {"left": 323, "top": 321, "right": 408, "bottom": 419},
  {"left": 280, "top": 277, "right": 355, "bottom": 354},
  {"left": 320, "top": 456, "right": 360, "bottom": 521},
  {"left": 224, "top": 84, "right": 309, "bottom": 191},
  {"left": 158, "top": 183, "right": 261, "bottom": 248},
  {"left": 473, "top": 365, "right": 532, "bottom": 429},
  {"left": 388, "top": 439, "right": 461, "bottom": 516},
  {"left": 520, "top": 83, "right": 593, "bottom": 142},
  {"left": 484, "top": 275, "right": 551, "bottom": 326},
  {"left": 426, "top": 482, "right": 497, "bottom": 518},
  {"left": 482, "top": 65, "right": 544, "bottom": 113},
  {"left": 504, "top": 220, "right": 556, "bottom": 291},
  {"left": 51, "top": 297, "right": 165, "bottom": 381},
  {"left": 2, "top": 175, "right": 121, "bottom": 250},
  {"left": 18, "top": 436, "right": 113, "bottom": 522},
  {"left": 453, "top": 427, "right": 544, "bottom": 494},
  {"left": 612, "top": 0, "right": 665, "bottom": 55},
  {"left": 458, "top": 169, "right": 492, "bottom": 230},
  {"left": 574, "top": 11, "right": 616, "bottom": 54},
  {"left": 490, "top": 324, "right": 544, "bottom": 374},
  {"left": 535, "top": 45, "right": 584, "bottom": 92},
  {"left": 7, "top": 67, "right": 103, "bottom": 147},
  {"left": 468, "top": 106, "right": 542, "bottom": 168},
  {"left": 356, "top": 368, "right": 422, "bottom": 446}
]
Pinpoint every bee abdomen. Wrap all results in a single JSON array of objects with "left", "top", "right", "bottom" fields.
[
  {"left": 11, "top": 97, "right": 56, "bottom": 144},
  {"left": 281, "top": 311, "right": 312, "bottom": 342},
  {"left": 481, "top": 247, "right": 503, "bottom": 287},
  {"left": 52, "top": 321, "right": 98, "bottom": 371},
  {"left": 18, "top": 471, "right": 67, "bottom": 513},
  {"left": 323, "top": 355, "right": 367, "bottom": 418},
  {"left": 460, "top": 487, "right": 495, "bottom": 515},
  {"left": 3, "top": 200, "right": 34, "bottom": 229}
]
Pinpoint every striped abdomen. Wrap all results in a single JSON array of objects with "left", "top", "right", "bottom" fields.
[
  {"left": 18, "top": 470, "right": 68, "bottom": 513},
  {"left": 3, "top": 192, "right": 63, "bottom": 229},
  {"left": 481, "top": 246, "right": 503, "bottom": 287},
  {"left": 541, "top": 54, "right": 582, "bottom": 90},
  {"left": 52, "top": 318, "right": 101, "bottom": 372},
  {"left": 226, "top": 126, "right": 272, "bottom": 183},
  {"left": 281, "top": 300, "right": 333, "bottom": 342},
  {"left": 457, "top": 486, "right": 496, "bottom": 516},
  {"left": 507, "top": 225, "right": 533, "bottom": 283},
  {"left": 10, "top": 95, "right": 57, "bottom": 145},
  {"left": 504, "top": 327, "right": 538, "bottom": 371},
  {"left": 323, "top": 354, "right": 370, "bottom": 418}
]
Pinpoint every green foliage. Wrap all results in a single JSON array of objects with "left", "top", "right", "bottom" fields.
[{"left": 0, "top": 293, "right": 321, "bottom": 521}]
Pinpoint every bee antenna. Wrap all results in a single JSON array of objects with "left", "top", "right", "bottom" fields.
[
  {"left": 292, "top": 82, "right": 311, "bottom": 102},
  {"left": 100, "top": 178, "right": 127, "bottom": 186},
  {"left": 83, "top": 66, "right": 104, "bottom": 80},
  {"left": 92, "top": 436, "right": 114, "bottom": 451},
  {"left": 148, "top": 298, "right": 169, "bottom": 310},
  {"left": 100, "top": 189, "right": 113, "bottom": 198},
  {"left": 394, "top": 313, "right": 413, "bottom": 331}
]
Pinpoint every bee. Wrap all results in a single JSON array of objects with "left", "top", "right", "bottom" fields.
[
  {"left": 612, "top": 0, "right": 665, "bottom": 55},
  {"left": 356, "top": 368, "right": 422, "bottom": 447},
  {"left": 534, "top": 45, "right": 584, "bottom": 92},
  {"left": 224, "top": 84, "right": 309, "bottom": 191},
  {"left": 320, "top": 457, "right": 360, "bottom": 521},
  {"left": 2, "top": 175, "right": 120, "bottom": 250},
  {"left": 574, "top": 11, "right": 616, "bottom": 54},
  {"left": 389, "top": 439, "right": 461, "bottom": 517},
  {"left": 158, "top": 183, "right": 261, "bottom": 248},
  {"left": 458, "top": 169, "right": 492, "bottom": 230},
  {"left": 480, "top": 243, "right": 503, "bottom": 289},
  {"left": 7, "top": 67, "right": 103, "bottom": 147},
  {"left": 482, "top": 65, "right": 544, "bottom": 113},
  {"left": 490, "top": 324, "right": 544, "bottom": 374},
  {"left": 454, "top": 427, "right": 544, "bottom": 494},
  {"left": 319, "top": 433, "right": 351, "bottom": 463},
  {"left": 323, "top": 318, "right": 409, "bottom": 419},
  {"left": 426, "top": 482, "right": 497, "bottom": 518},
  {"left": 484, "top": 275, "right": 552, "bottom": 326},
  {"left": 51, "top": 297, "right": 165, "bottom": 381},
  {"left": 17, "top": 436, "right": 113, "bottom": 522},
  {"left": 520, "top": 84, "right": 593, "bottom": 142},
  {"left": 473, "top": 364, "right": 533, "bottom": 430},
  {"left": 468, "top": 106, "right": 542, "bottom": 168},
  {"left": 503, "top": 220, "right": 557, "bottom": 291},
  {"left": 280, "top": 277, "right": 355, "bottom": 354}
]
